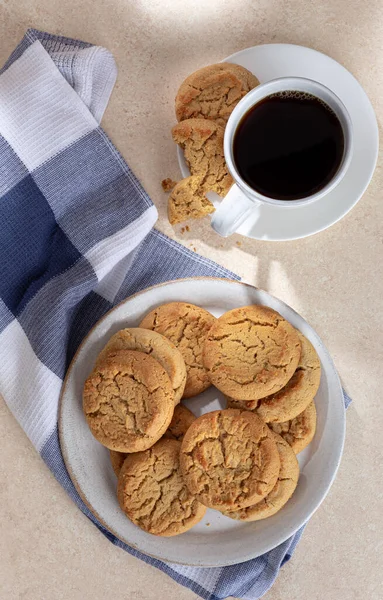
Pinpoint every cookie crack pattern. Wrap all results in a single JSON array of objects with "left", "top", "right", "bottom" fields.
[
  {"left": 119, "top": 440, "right": 206, "bottom": 536},
  {"left": 225, "top": 317, "right": 280, "bottom": 328},
  {"left": 175, "top": 64, "right": 259, "bottom": 124},
  {"left": 203, "top": 306, "right": 301, "bottom": 400},
  {"left": 181, "top": 410, "right": 280, "bottom": 509},
  {"left": 83, "top": 351, "right": 174, "bottom": 451},
  {"left": 183, "top": 83, "right": 247, "bottom": 121}
]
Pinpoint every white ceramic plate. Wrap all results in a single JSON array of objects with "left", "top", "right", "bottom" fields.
[
  {"left": 59, "top": 278, "right": 345, "bottom": 566},
  {"left": 177, "top": 44, "right": 379, "bottom": 241}
]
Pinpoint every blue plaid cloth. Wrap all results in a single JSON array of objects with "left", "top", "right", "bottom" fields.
[{"left": 0, "top": 30, "right": 351, "bottom": 600}]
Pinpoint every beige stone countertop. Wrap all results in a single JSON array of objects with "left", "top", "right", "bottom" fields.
[{"left": 0, "top": 1, "right": 382, "bottom": 599}]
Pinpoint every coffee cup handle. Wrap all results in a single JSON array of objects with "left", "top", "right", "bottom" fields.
[{"left": 211, "top": 184, "right": 257, "bottom": 237}]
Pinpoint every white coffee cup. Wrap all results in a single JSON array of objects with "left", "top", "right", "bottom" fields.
[{"left": 211, "top": 77, "right": 353, "bottom": 237}]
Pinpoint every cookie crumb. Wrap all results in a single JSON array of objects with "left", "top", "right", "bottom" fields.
[
  {"left": 162, "top": 178, "right": 178, "bottom": 192},
  {"left": 236, "top": 241, "right": 242, "bottom": 247},
  {"left": 181, "top": 227, "right": 185, "bottom": 233},
  {"left": 185, "top": 225, "right": 190, "bottom": 231},
  {"left": 193, "top": 247, "right": 197, "bottom": 252},
  {"left": 206, "top": 522, "right": 211, "bottom": 527}
]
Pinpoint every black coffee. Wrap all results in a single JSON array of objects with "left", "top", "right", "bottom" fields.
[{"left": 233, "top": 91, "right": 344, "bottom": 200}]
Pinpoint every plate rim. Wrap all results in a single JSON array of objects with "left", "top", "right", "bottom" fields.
[
  {"left": 59, "top": 277, "right": 346, "bottom": 566},
  {"left": 177, "top": 42, "right": 379, "bottom": 241}
]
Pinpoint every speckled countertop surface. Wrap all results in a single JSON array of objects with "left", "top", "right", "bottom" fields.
[{"left": 0, "top": 1, "right": 382, "bottom": 599}]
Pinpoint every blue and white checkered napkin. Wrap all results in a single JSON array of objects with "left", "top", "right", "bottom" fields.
[{"left": 0, "top": 30, "right": 350, "bottom": 600}]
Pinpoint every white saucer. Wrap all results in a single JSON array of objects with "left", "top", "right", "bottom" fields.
[{"left": 177, "top": 44, "right": 378, "bottom": 241}]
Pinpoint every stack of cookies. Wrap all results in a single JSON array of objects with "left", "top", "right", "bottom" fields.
[
  {"left": 164, "top": 63, "right": 260, "bottom": 225},
  {"left": 82, "top": 302, "right": 320, "bottom": 536}
]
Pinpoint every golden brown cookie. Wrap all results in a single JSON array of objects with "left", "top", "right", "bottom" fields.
[
  {"left": 224, "top": 431, "right": 299, "bottom": 521},
  {"left": 140, "top": 302, "right": 216, "bottom": 398},
  {"left": 172, "top": 118, "right": 233, "bottom": 197},
  {"left": 203, "top": 305, "right": 301, "bottom": 401},
  {"left": 83, "top": 350, "right": 174, "bottom": 452},
  {"left": 163, "top": 404, "right": 196, "bottom": 441},
  {"left": 168, "top": 176, "right": 215, "bottom": 225},
  {"left": 117, "top": 438, "right": 206, "bottom": 536},
  {"left": 269, "top": 401, "right": 317, "bottom": 454},
  {"left": 180, "top": 409, "right": 280, "bottom": 511},
  {"left": 226, "top": 332, "right": 320, "bottom": 421},
  {"left": 96, "top": 328, "right": 186, "bottom": 405},
  {"left": 175, "top": 63, "right": 259, "bottom": 125},
  {"left": 110, "top": 450, "right": 127, "bottom": 477}
]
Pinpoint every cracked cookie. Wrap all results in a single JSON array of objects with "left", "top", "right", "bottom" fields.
[
  {"left": 224, "top": 431, "right": 299, "bottom": 521},
  {"left": 109, "top": 404, "right": 196, "bottom": 477},
  {"left": 83, "top": 350, "right": 174, "bottom": 452},
  {"left": 117, "top": 438, "right": 206, "bottom": 536},
  {"left": 175, "top": 62, "right": 259, "bottom": 125},
  {"left": 163, "top": 404, "right": 196, "bottom": 441},
  {"left": 180, "top": 409, "right": 280, "bottom": 511},
  {"left": 269, "top": 401, "right": 317, "bottom": 454},
  {"left": 172, "top": 118, "right": 233, "bottom": 197},
  {"left": 226, "top": 331, "right": 320, "bottom": 421},
  {"left": 203, "top": 305, "right": 301, "bottom": 401},
  {"left": 168, "top": 175, "right": 215, "bottom": 225},
  {"left": 139, "top": 302, "right": 216, "bottom": 399},
  {"left": 96, "top": 328, "right": 186, "bottom": 405}
]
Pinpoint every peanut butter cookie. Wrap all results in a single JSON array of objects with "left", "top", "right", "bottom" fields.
[
  {"left": 269, "top": 401, "right": 317, "bottom": 454},
  {"left": 83, "top": 350, "right": 174, "bottom": 452},
  {"left": 203, "top": 305, "right": 301, "bottom": 401},
  {"left": 175, "top": 63, "right": 259, "bottom": 125},
  {"left": 140, "top": 302, "right": 216, "bottom": 398},
  {"left": 172, "top": 118, "right": 233, "bottom": 197},
  {"left": 168, "top": 176, "right": 215, "bottom": 225},
  {"left": 163, "top": 404, "right": 196, "bottom": 441},
  {"left": 96, "top": 328, "right": 186, "bottom": 405},
  {"left": 226, "top": 332, "right": 320, "bottom": 421},
  {"left": 117, "top": 438, "right": 206, "bottom": 536},
  {"left": 180, "top": 409, "right": 280, "bottom": 511},
  {"left": 224, "top": 431, "right": 299, "bottom": 521}
]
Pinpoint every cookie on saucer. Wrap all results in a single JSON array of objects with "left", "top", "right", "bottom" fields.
[
  {"left": 175, "top": 63, "right": 259, "bottom": 125},
  {"left": 172, "top": 118, "right": 233, "bottom": 197}
]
